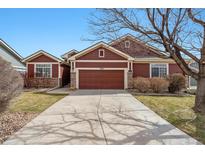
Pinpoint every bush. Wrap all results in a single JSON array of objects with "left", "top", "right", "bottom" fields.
[
  {"left": 150, "top": 77, "right": 169, "bottom": 93},
  {"left": 133, "top": 77, "right": 150, "bottom": 93},
  {"left": 0, "top": 56, "right": 24, "bottom": 112},
  {"left": 168, "top": 73, "right": 185, "bottom": 93}
]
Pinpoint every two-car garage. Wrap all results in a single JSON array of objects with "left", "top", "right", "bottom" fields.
[
  {"left": 78, "top": 70, "right": 124, "bottom": 89},
  {"left": 68, "top": 42, "right": 133, "bottom": 90}
]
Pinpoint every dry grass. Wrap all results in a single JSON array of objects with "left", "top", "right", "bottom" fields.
[
  {"left": 136, "top": 95, "right": 205, "bottom": 144},
  {"left": 9, "top": 92, "right": 67, "bottom": 113},
  {"left": 0, "top": 91, "right": 67, "bottom": 144}
]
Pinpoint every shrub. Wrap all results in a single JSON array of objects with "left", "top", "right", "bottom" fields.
[
  {"left": 0, "top": 56, "right": 24, "bottom": 112},
  {"left": 133, "top": 77, "right": 150, "bottom": 93},
  {"left": 168, "top": 73, "right": 185, "bottom": 93},
  {"left": 24, "top": 72, "right": 31, "bottom": 88},
  {"left": 150, "top": 77, "right": 169, "bottom": 93}
]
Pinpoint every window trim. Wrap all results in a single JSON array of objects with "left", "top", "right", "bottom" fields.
[
  {"left": 150, "top": 63, "right": 169, "bottom": 78},
  {"left": 34, "top": 63, "right": 52, "bottom": 78},
  {"left": 98, "top": 49, "right": 105, "bottom": 58},
  {"left": 125, "top": 40, "right": 130, "bottom": 48}
]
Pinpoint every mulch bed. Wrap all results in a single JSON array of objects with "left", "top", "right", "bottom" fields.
[{"left": 0, "top": 112, "right": 38, "bottom": 144}]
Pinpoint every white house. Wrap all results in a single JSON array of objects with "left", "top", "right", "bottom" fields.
[{"left": 0, "top": 39, "right": 25, "bottom": 72}]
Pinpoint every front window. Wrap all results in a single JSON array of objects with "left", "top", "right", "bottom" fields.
[
  {"left": 151, "top": 64, "right": 168, "bottom": 77},
  {"left": 35, "top": 64, "right": 51, "bottom": 78}
]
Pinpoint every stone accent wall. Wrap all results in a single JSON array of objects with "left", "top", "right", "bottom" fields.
[
  {"left": 70, "top": 72, "right": 76, "bottom": 88},
  {"left": 26, "top": 78, "right": 58, "bottom": 88},
  {"left": 127, "top": 71, "right": 133, "bottom": 89}
]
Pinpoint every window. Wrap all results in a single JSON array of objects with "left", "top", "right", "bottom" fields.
[
  {"left": 151, "top": 64, "right": 168, "bottom": 77},
  {"left": 35, "top": 64, "right": 51, "bottom": 78},
  {"left": 125, "top": 40, "right": 130, "bottom": 48},
  {"left": 99, "top": 49, "right": 105, "bottom": 58},
  {"left": 190, "top": 76, "right": 197, "bottom": 87},
  {"left": 189, "top": 62, "right": 198, "bottom": 88}
]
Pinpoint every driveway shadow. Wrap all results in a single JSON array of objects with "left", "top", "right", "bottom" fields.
[
  {"left": 3, "top": 90, "right": 201, "bottom": 145},
  {"left": 4, "top": 112, "right": 106, "bottom": 145},
  {"left": 98, "top": 111, "right": 200, "bottom": 144},
  {"left": 4, "top": 110, "right": 200, "bottom": 145}
]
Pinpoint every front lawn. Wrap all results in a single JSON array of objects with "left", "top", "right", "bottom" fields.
[
  {"left": 136, "top": 95, "right": 205, "bottom": 144},
  {"left": 9, "top": 92, "right": 67, "bottom": 112},
  {"left": 0, "top": 91, "right": 67, "bottom": 144}
]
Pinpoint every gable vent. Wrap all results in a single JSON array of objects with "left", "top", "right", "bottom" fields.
[{"left": 125, "top": 40, "right": 130, "bottom": 48}]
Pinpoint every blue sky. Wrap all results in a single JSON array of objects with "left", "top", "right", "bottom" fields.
[
  {"left": 0, "top": 8, "right": 96, "bottom": 58},
  {"left": 1, "top": 8, "right": 201, "bottom": 59}
]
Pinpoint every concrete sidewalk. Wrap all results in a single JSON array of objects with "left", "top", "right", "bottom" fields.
[
  {"left": 4, "top": 90, "right": 201, "bottom": 145},
  {"left": 47, "top": 87, "right": 69, "bottom": 94}
]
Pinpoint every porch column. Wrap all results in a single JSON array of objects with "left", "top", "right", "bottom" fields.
[
  {"left": 70, "top": 61, "right": 77, "bottom": 89},
  {"left": 127, "top": 61, "right": 133, "bottom": 89}
]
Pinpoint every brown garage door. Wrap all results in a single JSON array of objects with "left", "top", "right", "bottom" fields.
[{"left": 79, "top": 70, "right": 124, "bottom": 89}]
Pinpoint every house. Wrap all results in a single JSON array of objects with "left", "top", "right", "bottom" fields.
[
  {"left": 0, "top": 39, "right": 25, "bottom": 72},
  {"left": 61, "top": 49, "right": 78, "bottom": 61},
  {"left": 22, "top": 50, "right": 70, "bottom": 88},
  {"left": 188, "top": 61, "right": 198, "bottom": 89},
  {"left": 24, "top": 34, "right": 185, "bottom": 89},
  {"left": 67, "top": 34, "right": 184, "bottom": 89}
]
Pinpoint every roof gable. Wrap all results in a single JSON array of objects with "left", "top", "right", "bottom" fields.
[
  {"left": 61, "top": 49, "right": 78, "bottom": 59},
  {"left": 77, "top": 46, "right": 127, "bottom": 60},
  {"left": 68, "top": 42, "right": 134, "bottom": 61},
  {"left": 22, "top": 50, "right": 62, "bottom": 63},
  {"left": 0, "top": 39, "right": 23, "bottom": 60},
  {"left": 110, "top": 34, "right": 167, "bottom": 58}
]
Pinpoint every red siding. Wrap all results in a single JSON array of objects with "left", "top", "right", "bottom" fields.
[
  {"left": 133, "top": 63, "right": 150, "bottom": 78},
  {"left": 52, "top": 64, "right": 59, "bottom": 78},
  {"left": 76, "top": 62, "right": 127, "bottom": 68},
  {"left": 111, "top": 37, "right": 161, "bottom": 58},
  {"left": 30, "top": 54, "right": 57, "bottom": 62},
  {"left": 169, "top": 64, "right": 184, "bottom": 74},
  {"left": 132, "top": 63, "right": 184, "bottom": 78},
  {"left": 27, "top": 64, "right": 34, "bottom": 78},
  {"left": 77, "top": 47, "right": 126, "bottom": 60}
]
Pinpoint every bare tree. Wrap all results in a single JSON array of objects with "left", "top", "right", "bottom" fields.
[
  {"left": 0, "top": 56, "right": 23, "bottom": 112},
  {"left": 89, "top": 8, "right": 205, "bottom": 113}
]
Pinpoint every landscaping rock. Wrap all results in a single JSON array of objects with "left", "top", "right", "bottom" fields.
[{"left": 0, "top": 112, "right": 37, "bottom": 144}]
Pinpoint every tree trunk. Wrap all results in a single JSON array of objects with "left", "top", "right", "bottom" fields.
[{"left": 194, "top": 77, "right": 205, "bottom": 114}]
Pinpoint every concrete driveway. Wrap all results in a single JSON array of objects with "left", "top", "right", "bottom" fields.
[{"left": 4, "top": 90, "right": 200, "bottom": 145}]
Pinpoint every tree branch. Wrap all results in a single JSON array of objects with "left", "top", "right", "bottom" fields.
[{"left": 188, "top": 9, "right": 205, "bottom": 26}]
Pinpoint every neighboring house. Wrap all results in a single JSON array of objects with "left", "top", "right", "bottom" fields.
[
  {"left": 22, "top": 50, "right": 70, "bottom": 88},
  {"left": 0, "top": 39, "right": 25, "bottom": 72},
  {"left": 67, "top": 34, "right": 184, "bottom": 89},
  {"left": 61, "top": 49, "right": 78, "bottom": 61},
  {"left": 188, "top": 61, "right": 198, "bottom": 89}
]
